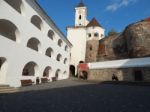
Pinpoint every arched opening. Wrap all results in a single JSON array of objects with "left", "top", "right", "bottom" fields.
[
  {"left": 0, "top": 57, "right": 8, "bottom": 84},
  {"left": 79, "top": 15, "right": 82, "bottom": 20},
  {"left": 70, "top": 65, "right": 75, "bottom": 77},
  {"left": 79, "top": 61, "right": 84, "bottom": 64},
  {"left": 134, "top": 70, "right": 143, "bottom": 81},
  {"left": 58, "top": 39, "right": 63, "bottom": 47},
  {"left": 0, "top": 19, "right": 20, "bottom": 42},
  {"left": 55, "top": 69, "right": 61, "bottom": 79},
  {"left": 4, "top": 0, "right": 22, "bottom": 13},
  {"left": 64, "top": 58, "right": 67, "bottom": 64},
  {"left": 94, "top": 33, "right": 99, "bottom": 37},
  {"left": 43, "top": 66, "right": 52, "bottom": 77},
  {"left": 56, "top": 54, "right": 62, "bottom": 61},
  {"left": 31, "top": 15, "right": 43, "bottom": 30},
  {"left": 45, "top": 47, "right": 53, "bottom": 58},
  {"left": 48, "top": 30, "right": 54, "bottom": 40},
  {"left": 22, "top": 62, "right": 38, "bottom": 76},
  {"left": 27, "top": 38, "right": 41, "bottom": 52},
  {"left": 65, "top": 45, "right": 68, "bottom": 51}
]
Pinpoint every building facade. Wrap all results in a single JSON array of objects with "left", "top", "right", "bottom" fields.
[
  {"left": 0, "top": 0, "right": 72, "bottom": 87},
  {"left": 67, "top": 1, "right": 105, "bottom": 75},
  {"left": 82, "top": 18, "right": 150, "bottom": 82}
]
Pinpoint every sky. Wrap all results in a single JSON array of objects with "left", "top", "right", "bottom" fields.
[{"left": 37, "top": 0, "right": 150, "bottom": 36}]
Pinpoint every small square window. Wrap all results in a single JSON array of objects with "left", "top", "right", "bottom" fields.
[{"left": 88, "top": 33, "right": 91, "bottom": 37}]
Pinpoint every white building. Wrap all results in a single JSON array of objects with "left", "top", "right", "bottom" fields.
[
  {"left": 67, "top": 1, "right": 104, "bottom": 75},
  {"left": 0, "top": 0, "right": 72, "bottom": 87}
]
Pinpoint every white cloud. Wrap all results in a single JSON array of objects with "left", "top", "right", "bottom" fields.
[{"left": 106, "top": 0, "right": 138, "bottom": 12}]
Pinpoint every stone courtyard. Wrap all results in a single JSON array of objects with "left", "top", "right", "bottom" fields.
[{"left": 0, "top": 78, "right": 150, "bottom": 112}]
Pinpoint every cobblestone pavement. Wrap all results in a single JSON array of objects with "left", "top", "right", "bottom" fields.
[{"left": 0, "top": 78, "right": 150, "bottom": 112}]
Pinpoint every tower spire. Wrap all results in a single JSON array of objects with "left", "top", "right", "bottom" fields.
[{"left": 76, "top": 0, "right": 85, "bottom": 7}]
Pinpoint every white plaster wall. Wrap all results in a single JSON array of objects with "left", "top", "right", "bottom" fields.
[
  {"left": 67, "top": 27, "right": 87, "bottom": 69},
  {"left": 75, "top": 7, "right": 87, "bottom": 26},
  {"left": 86, "top": 26, "right": 105, "bottom": 40},
  {"left": 0, "top": 1, "right": 71, "bottom": 87},
  {"left": 89, "top": 57, "right": 150, "bottom": 69}
]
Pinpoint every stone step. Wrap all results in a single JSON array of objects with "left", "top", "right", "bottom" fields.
[
  {"left": 0, "top": 84, "right": 9, "bottom": 88},
  {"left": 0, "top": 88, "right": 18, "bottom": 93},
  {"left": 0, "top": 85, "right": 18, "bottom": 93}
]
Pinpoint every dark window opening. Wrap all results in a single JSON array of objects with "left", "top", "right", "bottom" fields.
[
  {"left": 134, "top": 70, "right": 143, "bottom": 81},
  {"left": 94, "top": 33, "right": 99, "bottom": 37},
  {"left": 79, "top": 15, "right": 82, "bottom": 20},
  {"left": 88, "top": 34, "right": 91, "bottom": 37}
]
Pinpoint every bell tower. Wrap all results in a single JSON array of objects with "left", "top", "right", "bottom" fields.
[{"left": 75, "top": 0, "right": 88, "bottom": 26}]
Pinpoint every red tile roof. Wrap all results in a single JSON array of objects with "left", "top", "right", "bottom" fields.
[
  {"left": 144, "top": 17, "right": 150, "bottom": 22},
  {"left": 87, "top": 18, "right": 102, "bottom": 27}
]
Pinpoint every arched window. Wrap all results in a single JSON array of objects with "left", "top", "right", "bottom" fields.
[
  {"left": 43, "top": 66, "right": 52, "bottom": 77},
  {"left": 48, "top": 30, "right": 54, "bottom": 40},
  {"left": 94, "top": 33, "right": 99, "bottom": 37},
  {"left": 79, "top": 15, "right": 82, "bottom": 20},
  {"left": 89, "top": 45, "right": 93, "bottom": 51},
  {"left": 65, "top": 45, "right": 68, "bottom": 51},
  {"left": 58, "top": 39, "right": 63, "bottom": 47},
  {"left": 45, "top": 47, "right": 53, "bottom": 58},
  {"left": 31, "top": 15, "right": 43, "bottom": 30},
  {"left": 56, "top": 54, "right": 62, "bottom": 61},
  {"left": 64, "top": 58, "right": 67, "bottom": 64},
  {"left": 0, "top": 57, "right": 8, "bottom": 84},
  {"left": 4, "top": 0, "right": 22, "bottom": 13},
  {"left": 55, "top": 69, "right": 61, "bottom": 79},
  {"left": 27, "top": 38, "right": 41, "bottom": 52},
  {"left": 0, "top": 19, "right": 20, "bottom": 42},
  {"left": 22, "top": 62, "right": 38, "bottom": 76}
]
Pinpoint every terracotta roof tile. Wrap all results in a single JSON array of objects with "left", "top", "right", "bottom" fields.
[
  {"left": 144, "top": 17, "right": 150, "bottom": 22},
  {"left": 87, "top": 18, "right": 102, "bottom": 27}
]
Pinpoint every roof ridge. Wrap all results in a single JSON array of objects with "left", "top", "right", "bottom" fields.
[{"left": 87, "top": 17, "right": 102, "bottom": 27}]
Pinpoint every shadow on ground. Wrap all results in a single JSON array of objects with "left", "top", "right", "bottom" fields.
[{"left": 0, "top": 81, "right": 150, "bottom": 112}]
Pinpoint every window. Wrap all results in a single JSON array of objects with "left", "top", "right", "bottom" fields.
[
  {"left": 48, "top": 30, "right": 54, "bottom": 40},
  {"left": 89, "top": 45, "right": 93, "bottom": 51},
  {"left": 27, "top": 38, "right": 41, "bottom": 52},
  {"left": 0, "top": 19, "right": 20, "bottom": 42},
  {"left": 45, "top": 47, "right": 53, "bottom": 58},
  {"left": 94, "top": 33, "right": 99, "bottom": 37},
  {"left": 65, "top": 45, "right": 68, "bottom": 51},
  {"left": 58, "top": 39, "right": 63, "bottom": 47},
  {"left": 88, "top": 33, "right": 91, "bottom": 38},
  {"left": 56, "top": 54, "right": 62, "bottom": 61},
  {"left": 4, "top": 0, "right": 22, "bottom": 13},
  {"left": 79, "top": 15, "right": 82, "bottom": 20},
  {"left": 31, "top": 15, "right": 43, "bottom": 30},
  {"left": 22, "top": 62, "right": 38, "bottom": 76},
  {"left": 43, "top": 66, "right": 52, "bottom": 77},
  {"left": 64, "top": 58, "right": 67, "bottom": 64}
]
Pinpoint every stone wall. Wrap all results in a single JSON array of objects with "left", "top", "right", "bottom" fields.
[
  {"left": 85, "top": 40, "right": 99, "bottom": 62},
  {"left": 88, "top": 67, "right": 150, "bottom": 82},
  {"left": 123, "top": 21, "right": 150, "bottom": 58}
]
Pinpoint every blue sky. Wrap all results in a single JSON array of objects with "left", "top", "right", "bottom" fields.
[{"left": 37, "top": 0, "right": 150, "bottom": 36}]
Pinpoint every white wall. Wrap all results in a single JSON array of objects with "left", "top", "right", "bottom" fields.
[
  {"left": 89, "top": 57, "right": 150, "bottom": 69},
  {"left": 67, "top": 27, "right": 87, "bottom": 68},
  {"left": 86, "top": 26, "right": 105, "bottom": 40},
  {"left": 0, "top": 0, "right": 71, "bottom": 87}
]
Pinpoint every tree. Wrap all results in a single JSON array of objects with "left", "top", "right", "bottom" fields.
[{"left": 107, "top": 29, "right": 119, "bottom": 36}]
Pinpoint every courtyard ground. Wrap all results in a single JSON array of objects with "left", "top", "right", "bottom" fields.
[{"left": 0, "top": 77, "right": 150, "bottom": 112}]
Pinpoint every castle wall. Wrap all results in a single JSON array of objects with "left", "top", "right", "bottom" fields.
[{"left": 88, "top": 67, "right": 150, "bottom": 82}]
